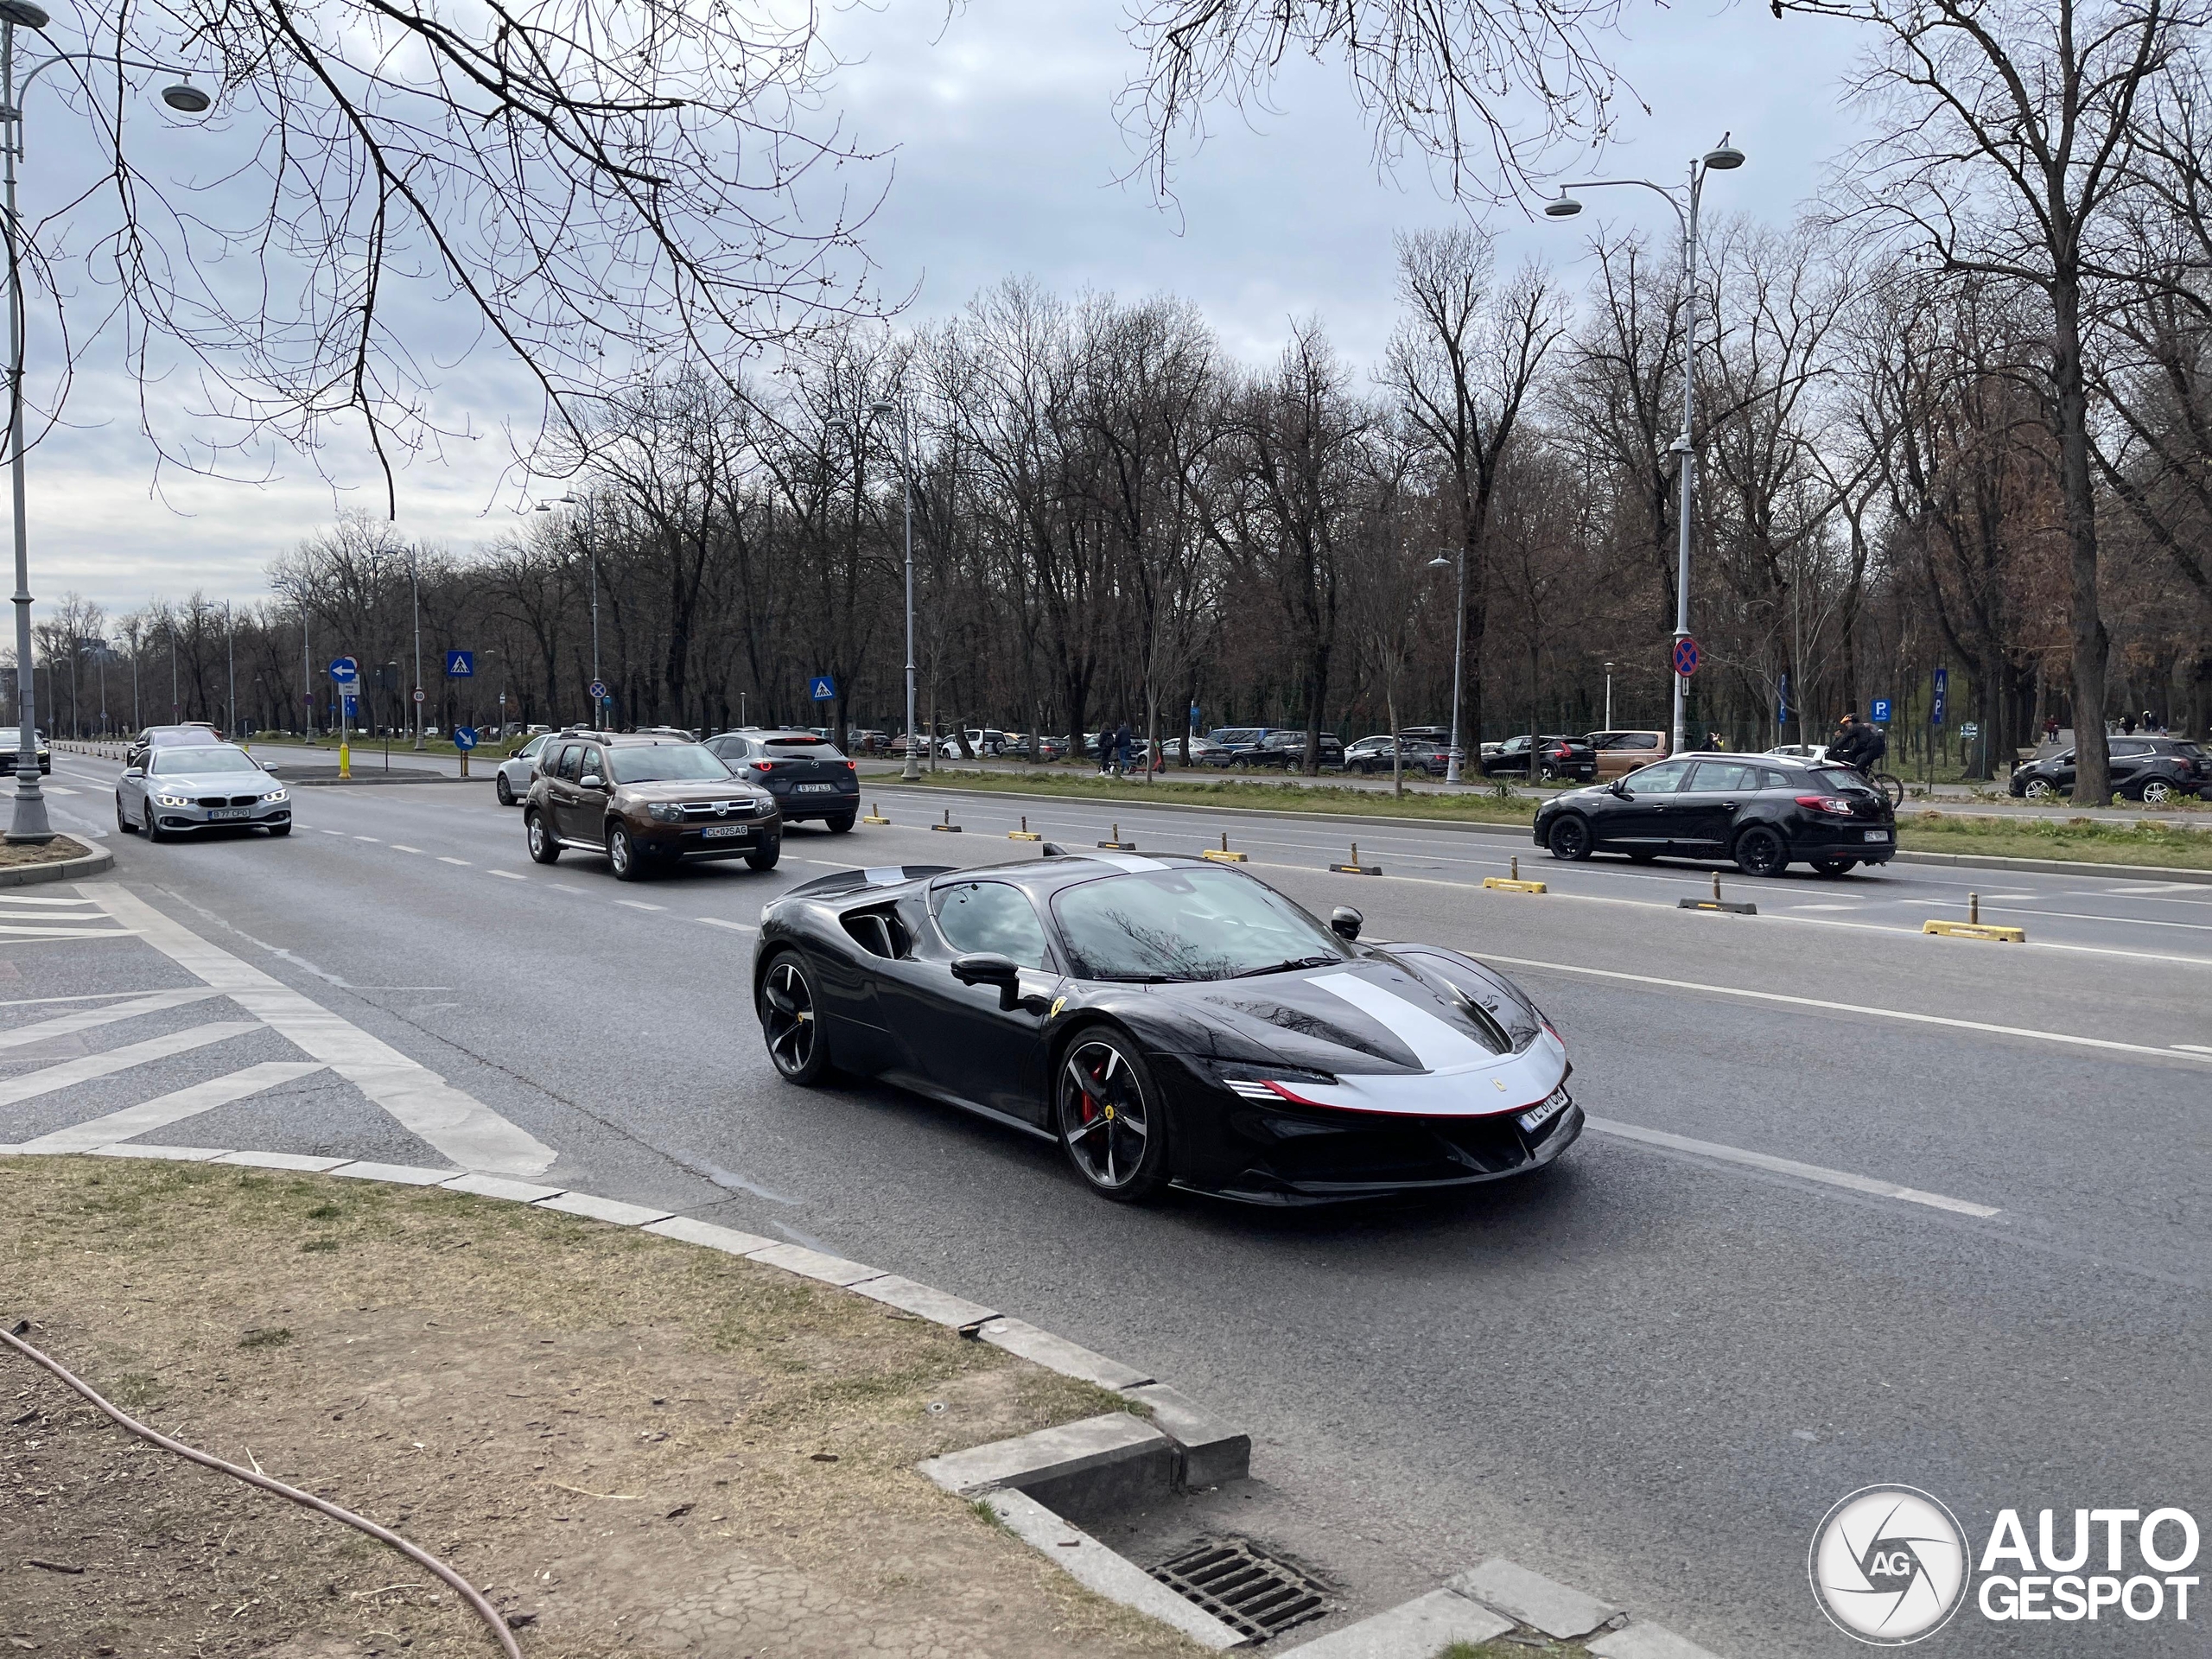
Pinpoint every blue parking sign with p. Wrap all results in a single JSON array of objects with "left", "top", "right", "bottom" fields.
[
  {"left": 1870, "top": 697, "right": 1892, "bottom": 722},
  {"left": 808, "top": 674, "right": 836, "bottom": 702}
]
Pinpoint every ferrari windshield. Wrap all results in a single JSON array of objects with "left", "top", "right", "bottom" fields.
[
  {"left": 1051, "top": 867, "right": 1349, "bottom": 982},
  {"left": 608, "top": 744, "right": 734, "bottom": 783}
]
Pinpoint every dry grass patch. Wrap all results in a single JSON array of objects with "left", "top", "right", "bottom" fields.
[
  {"left": 0, "top": 833, "right": 92, "bottom": 869},
  {"left": 0, "top": 1156, "right": 1193, "bottom": 1658}
]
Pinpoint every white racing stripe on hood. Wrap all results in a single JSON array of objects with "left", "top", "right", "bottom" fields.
[{"left": 1310, "top": 971, "right": 1496, "bottom": 1073}]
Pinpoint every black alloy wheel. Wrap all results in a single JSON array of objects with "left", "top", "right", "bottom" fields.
[
  {"left": 760, "top": 952, "right": 830, "bottom": 1084},
  {"left": 495, "top": 772, "right": 516, "bottom": 806},
  {"left": 116, "top": 795, "right": 136, "bottom": 835},
  {"left": 1808, "top": 857, "right": 1856, "bottom": 876},
  {"left": 607, "top": 822, "right": 643, "bottom": 880},
  {"left": 268, "top": 823, "right": 292, "bottom": 837},
  {"left": 144, "top": 814, "right": 166, "bottom": 844},
  {"left": 1055, "top": 1031, "right": 1168, "bottom": 1201},
  {"left": 1546, "top": 815, "right": 1592, "bottom": 861},
  {"left": 525, "top": 809, "right": 561, "bottom": 864},
  {"left": 1734, "top": 824, "right": 1789, "bottom": 877},
  {"left": 2022, "top": 777, "right": 2058, "bottom": 802},
  {"left": 825, "top": 812, "right": 855, "bottom": 834}
]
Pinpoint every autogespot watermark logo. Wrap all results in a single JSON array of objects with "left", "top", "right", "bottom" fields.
[
  {"left": 1810, "top": 1485, "right": 1970, "bottom": 1644},
  {"left": 1811, "top": 1488, "right": 2202, "bottom": 1643}
]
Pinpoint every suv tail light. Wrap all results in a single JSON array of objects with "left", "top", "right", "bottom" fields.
[
  {"left": 751, "top": 760, "right": 778, "bottom": 772},
  {"left": 1796, "top": 793, "right": 1857, "bottom": 816},
  {"left": 1553, "top": 744, "right": 1572, "bottom": 758}
]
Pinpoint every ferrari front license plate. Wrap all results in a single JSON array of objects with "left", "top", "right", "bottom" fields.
[
  {"left": 793, "top": 782, "right": 836, "bottom": 793},
  {"left": 1518, "top": 1089, "right": 1568, "bottom": 1133},
  {"left": 1863, "top": 830, "right": 1890, "bottom": 842},
  {"left": 209, "top": 808, "right": 252, "bottom": 821},
  {"left": 701, "top": 825, "right": 750, "bottom": 839}
]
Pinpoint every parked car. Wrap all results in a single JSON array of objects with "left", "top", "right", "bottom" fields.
[
  {"left": 1481, "top": 734, "right": 1598, "bottom": 784},
  {"left": 1241, "top": 729, "right": 1345, "bottom": 770},
  {"left": 1344, "top": 734, "right": 1448, "bottom": 776},
  {"left": 0, "top": 728, "right": 50, "bottom": 775},
  {"left": 494, "top": 731, "right": 556, "bottom": 806},
  {"left": 1199, "top": 727, "right": 1274, "bottom": 766},
  {"left": 938, "top": 728, "right": 1010, "bottom": 758},
  {"left": 2008, "top": 736, "right": 2209, "bottom": 804},
  {"left": 1586, "top": 730, "right": 1670, "bottom": 782},
  {"left": 526, "top": 733, "right": 781, "bottom": 878},
  {"left": 704, "top": 728, "right": 861, "bottom": 830},
  {"left": 115, "top": 741, "right": 290, "bottom": 842},
  {"left": 1010, "top": 733, "right": 1065, "bottom": 762},
  {"left": 1535, "top": 753, "right": 1897, "bottom": 876}
]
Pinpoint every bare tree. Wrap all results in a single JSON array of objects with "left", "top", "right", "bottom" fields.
[{"left": 1807, "top": 0, "right": 2210, "bottom": 798}]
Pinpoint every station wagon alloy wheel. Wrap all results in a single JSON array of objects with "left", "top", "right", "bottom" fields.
[{"left": 1057, "top": 1034, "right": 1164, "bottom": 1200}]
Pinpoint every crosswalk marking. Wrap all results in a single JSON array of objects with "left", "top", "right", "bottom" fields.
[
  {"left": 0, "top": 1021, "right": 261, "bottom": 1108},
  {"left": 85, "top": 885, "right": 556, "bottom": 1177},
  {"left": 696, "top": 918, "right": 757, "bottom": 932},
  {"left": 0, "top": 895, "right": 101, "bottom": 907},
  {"left": 15, "top": 1061, "right": 328, "bottom": 1153},
  {"left": 0, "top": 988, "right": 219, "bottom": 1051}
]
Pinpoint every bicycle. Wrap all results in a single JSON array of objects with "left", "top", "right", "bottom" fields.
[{"left": 1859, "top": 764, "right": 1904, "bottom": 808}]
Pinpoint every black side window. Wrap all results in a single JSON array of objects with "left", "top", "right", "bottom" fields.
[{"left": 553, "top": 744, "right": 584, "bottom": 782}]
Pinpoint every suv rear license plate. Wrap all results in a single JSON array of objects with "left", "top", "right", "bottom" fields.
[
  {"left": 793, "top": 782, "right": 836, "bottom": 793},
  {"left": 1863, "top": 830, "right": 1890, "bottom": 842},
  {"left": 210, "top": 807, "right": 253, "bottom": 821},
  {"left": 1518, "top": 1088, "right": 1568, "bottom": 1133},
  {"left": 701, "top": 824, "right": 750, "bottom": 839}
]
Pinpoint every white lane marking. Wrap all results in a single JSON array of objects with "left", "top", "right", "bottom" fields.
[
  {"left": 0, "top": 1022, "right": 261, "bottom": 1107},
  {"left": 2098, "top": 882, "right": 2207, "bottom": 893},
  {"left": 1310, "top": 972, "right": 1493, "bottom": 1070},
  {"left": 391, "top": 844, "right": 424, "bottom": 854},
  {"left": 614, "top": 899, "right": 665, "bottom": 912},
  {"left": 1479, "top": 952, "right": 2212, "bottom": 1065},
  {"left": 0, "top": 992, "right": 157, "bottom": 1007},
  {"left": 16, "top": 1061, "right": 329, "bottom": 1153},
  {"left": 1586, "top": 1116, "right": 2003, "bottom": 1217},
  {"left": 552, "top": 884, "right": 588, "bottom": 894},
  {"left": 83, "top": 886, "right": 556, "bottom": 1177},
  {"left": 42, "top": 785, "right": 78, "bottom": 796},
  {"left": 1790, "top": 904, "right": 1864, "bottom": 912},
  {"left": 438, "top": 856, "right": 470, "bottom": 867},
  {"left": 0, "top": 894, "right": 98, "bottom": 906},
  {"left": 696, "top": 917, "right": 757, "bottom": 932},
  {"left": 353, "top": 836, "right": 380, "bottom": 842},
  {"left": 0, "top": 988, "right": 220, "bottom": 1051},
  {"left": 1962, "top": 904, "right": 2212, "bottom": 933},
  {"left": 486, "top": 869, "right": 524, "bottom": 880},
  {"left": 0, "top": 925, "right": 138, "bottom": 941},
  {"left": 2175, "top": 1044, "right": 2212, "bottom": 1055},
  {"left": 321, "top": 829, "right": 344, "bottom": 836}
]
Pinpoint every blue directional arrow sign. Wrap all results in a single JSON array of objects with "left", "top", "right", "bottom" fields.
[
  {"left": 446, "top": 650, "right": 474, "bottom": 678},
  {"left": 453, "top": 726, "right": 479, "bottom": 751},
  {"left": 808, "top": 674, "right": 837, "bottom": 702},
  {"left": 328, "top": 655, "right": 359, "bottom": 685}
]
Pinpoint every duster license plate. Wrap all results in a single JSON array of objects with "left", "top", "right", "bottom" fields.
[{"left": 701, "top": 824, "right": 750, "bottom": 839}]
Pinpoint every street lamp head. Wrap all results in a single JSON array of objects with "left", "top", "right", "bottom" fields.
[
  {"left": 534, "top": 503, "right": 552, "bottom": 512},
  {"left": 869, "top": 401, "right": 893, "bottom": 417},
  {"left": 161, "top": 79, "right": 213, "bottom": 114},
  {"left": 1702, "top": 136, "right": 1745, "bottom": 171},
  {"left": 1427, "top": 555, "right": 1452, "bottom": 568},
  {"left": 1543, "top": 191, "right": 1584, "bottom": 219},
  {"left": 0, "top": 1, "right": 50, "bottom": 30}
]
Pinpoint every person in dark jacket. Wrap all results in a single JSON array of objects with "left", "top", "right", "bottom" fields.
[
  {"left": 1114, "top": 721, "right": 1135, "bottom": 777},
  {"left": 1828, "top": 713, "right": 1867, "bottom": 767}
]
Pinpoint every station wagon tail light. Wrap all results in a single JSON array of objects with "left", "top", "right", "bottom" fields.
[{"left": 1796, "top": 793, "right": 1856, "bottom": 816}]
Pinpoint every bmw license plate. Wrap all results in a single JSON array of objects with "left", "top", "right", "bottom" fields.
[
  {"left": 701, "top": 824, "right": 749, "bottom": 839},
  {"left": 793, "top": 782, "right": 836, "bottom": 793},
  {"left": 1863, "top": 830, "right": 1890, "bottom": 842},
  {"left": 210, "top": 808, "right": 252, "bottom": 821},
  {"left": 1518, "top": 1088, "right": 1569, "bottom": 1133}
]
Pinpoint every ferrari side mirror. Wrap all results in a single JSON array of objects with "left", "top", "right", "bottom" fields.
[
  {"left": 951, "top": 952, "right": 1023, "bottom": 1009},
  {"left": 1329, "top": 906, "right": 1362, "bottom": 942}
]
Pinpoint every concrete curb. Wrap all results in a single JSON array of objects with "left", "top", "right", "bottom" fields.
[
  {"left": 874, "top": 779, "right": 2212, "bottom": 884},
  {"left": 0, "top": 841, "right": 113, "bottom": 887},
  {"left": 1279, "top": 1557, "right": 1728, "bottom": 1659},
  {"left": 0, "top": 1141, "right": 1255, "bottom": 1650}
]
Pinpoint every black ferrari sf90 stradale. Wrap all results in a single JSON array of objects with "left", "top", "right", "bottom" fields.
[{"left": 752, "top": 850, "right": 1580, "bottom": 1205}]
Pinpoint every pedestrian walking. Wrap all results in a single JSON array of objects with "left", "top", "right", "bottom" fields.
[
  {"left": 2043, "top": 715, "right": 2060, "bottom": 744},
  {"left": 2121, "top": 711, "right": 2137, "bottom": 736},
  {"left": 1114, "top": 721, "right": 1134, "bottom": 778}
]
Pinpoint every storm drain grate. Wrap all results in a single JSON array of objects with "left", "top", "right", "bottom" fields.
[{"left": 1149, "top": 1536, "right": 1333, "bottom": 1641}]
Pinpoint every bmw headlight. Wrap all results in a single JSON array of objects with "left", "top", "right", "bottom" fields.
[
  {"left": 262, "top": 788, "right": 288, "bottom": 803},
  {"left": 646, "top": 801, "right": 685, "bottom": 823},
  {"left": 154, "top": 791, "right": 192, "bottom": 807}
]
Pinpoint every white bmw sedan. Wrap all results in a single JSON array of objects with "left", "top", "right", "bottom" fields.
[{"left": 116, "top": 743, "right": 292, "bottom": 842}]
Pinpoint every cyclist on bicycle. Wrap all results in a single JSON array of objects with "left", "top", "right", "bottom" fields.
[{"left": 1828, "top": 712, "right": 1869, "bottom": 770}]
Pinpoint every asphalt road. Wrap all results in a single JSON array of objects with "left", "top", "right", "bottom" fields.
[{"left": 13, "top": 755, "right": 2212, "bottom": 1657}]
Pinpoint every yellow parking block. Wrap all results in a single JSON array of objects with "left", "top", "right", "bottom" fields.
[
  {"left": 1923, "top": 920, "right": 2026, "bottom": 943},
  {"left": 1482, "top": 877, "right": 1548, "bottom": 894}
]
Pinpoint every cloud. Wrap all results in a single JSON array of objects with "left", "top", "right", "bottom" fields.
[{"left": 30, "top": 0, "right": 1861, "bottom": 613}]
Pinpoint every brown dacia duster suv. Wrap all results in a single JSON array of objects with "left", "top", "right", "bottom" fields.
[{"left": 524, "top": 732, "right": 781, "bottom": 880}]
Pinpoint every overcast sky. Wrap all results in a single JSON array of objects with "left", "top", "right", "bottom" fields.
[{"left": 35, "top": 0, "right": 1863, "bottom": 620}]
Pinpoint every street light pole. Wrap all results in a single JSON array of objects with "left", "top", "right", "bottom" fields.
[
  {"left": 1604, "top": 661, "right": 1615, "bottom": 730},
  {"left": 410, "top": 550, "right": 423, "bottom": 749},
  {"left": 1545, "top": 134, "right": 1744, "bottom": 760},
  {"left": 870, "top": 399, "right": 921, "bottom": 784},
  {"left": 1428, "top": 547, "right": 1469, "bottom": 784}
]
